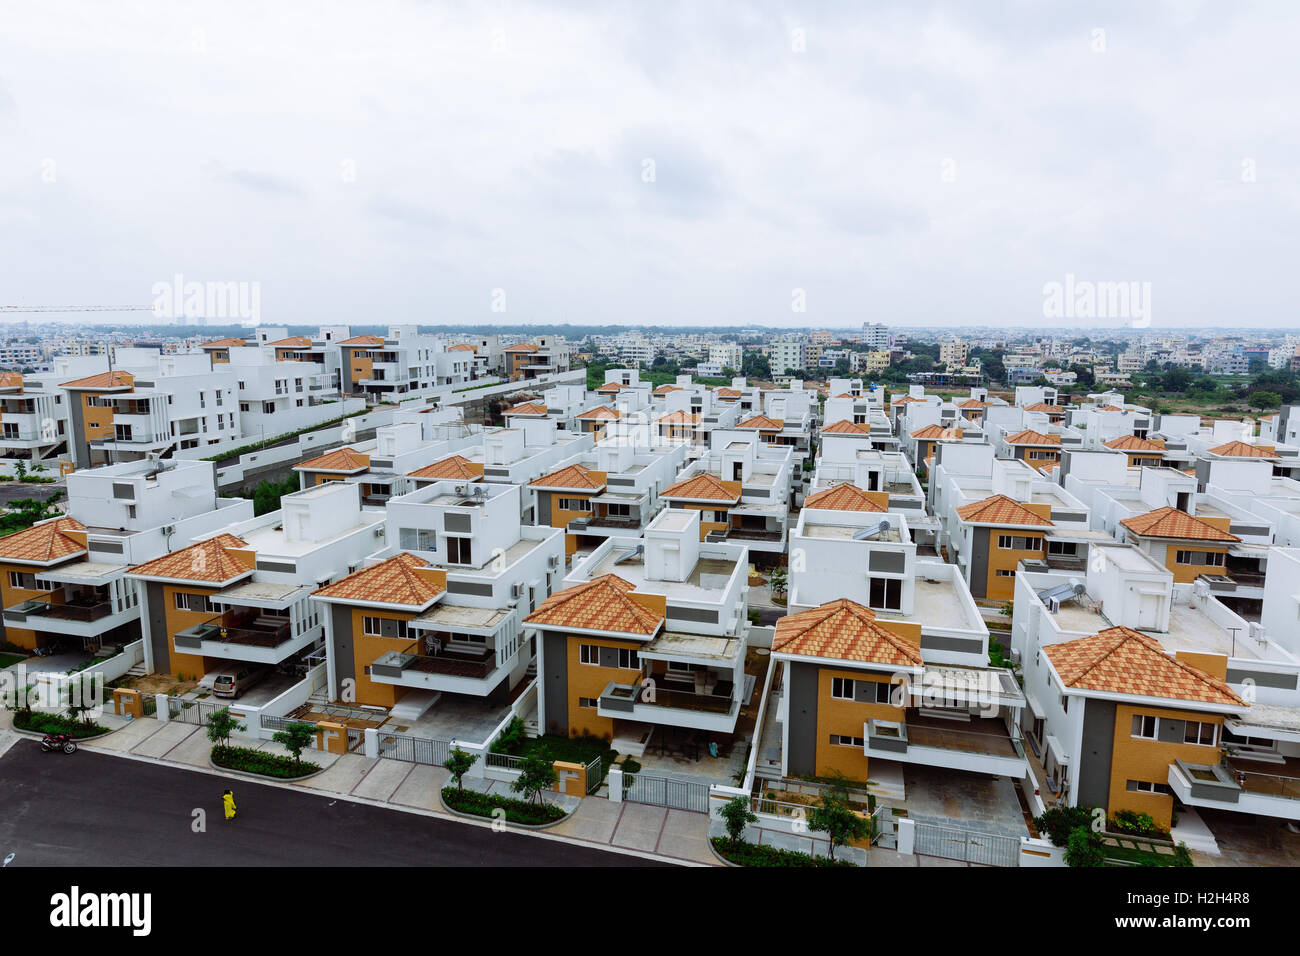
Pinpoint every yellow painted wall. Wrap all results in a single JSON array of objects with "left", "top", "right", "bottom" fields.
[
  {"left": 564, "top": 634, "right": 644, "bottom": 740},
  {"left": 81, "top": 392, "right": 115, "bottom": 441},
  {"left": 814, "top": 668, "right": 906, "bottom": 781},
  {"left": 160, "top": 584, "right": 218, "bottom": 678},
  {"left": 1163, "top": 544, "right": 1230, "bottom": 584},
  {"left": 0, "top": 560, "right": 61, "bottom": 649},
  {"left": 985, "top": 530, "right": 1046, "bottom": 601},
  {"left": 347, "top": 608, "right": 416, "bottom": 708},
  {"left": 1108, "top": 703, "right": 1224, "bottom": 829}
]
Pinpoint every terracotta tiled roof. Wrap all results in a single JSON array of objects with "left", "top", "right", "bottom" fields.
[
  {"left": 0, "top": 371, "right": 26, "bottom": 389},
  {"left": 266, "top": 336, "right": 313, "bottom": 348},
  {"left": 1045, "top": 626, "right": 1244, "bottom": 706},
  {"left": 736, "top": 414, "right": 784, "bottom": 430},
  {"left": 530, "top": 464, "right": 605, "bottom": 490},
  {"left": 773, "top": 599, "right": 922, "bottom": 667},
  {"left": 339, "top": 334, "right": 385, "bottom": 346},
  {"left": 1105, "top": 434, "right": 1165, "bottom": 452},
  {"left": 59, "top": 370, "right": 134, "bottom": 389},
  {"left": 596, "top": 383, "right": 624, "bottom": 393},
  {"left": 653, "top": 384, "right": 680, "bottom": 396},
  {"left": 1208, "top": 440, "right": 1276, "bottom": 458},
  {"left": 891, "top": 395, "right": 922, "bottom": 405},
  {"left": 524, "top": 574, "right": 662, "bottom": 635},
  {"left": 832, "top": 392, "right": 855, "bottom": 399},
  {"left": 506, "top": 402, "right": 548, "bottom": 415},
  {"left": 821, "top": 419, "right": 869, "bottom": 435},
  {"left": 200, "top": 337, "right": 247, "bottom": 348},
  {"left": 657, "top": 410, "right": 699, "bottom": 425},
  {"left": 407, "top": 455, "right": 482, "bottom": 481},
  {"left": 129, "top": 534, "right": 251, "bottom": 584},
  {"left": 803, "top": 483, "right": 886, "bottom": 512},
  {"left": 955, "top": 494, "right": 1053, "bottom": 526},
  {"left": 958, "top": 399, "right": 988, "bottom": 409},
  {"left": 295, "top": 447, "right": 370, "bottom": 473},
  {"left": 0, "top": 518, "right": 86, "bottom": 564},
  {"left": 504, "top": 343, "right": 539, "bottom": 352},
  {"left": 662, "top": 472, "right": 740, "bottom": 503},
  {"left": 447, "top": 343, "right": 477, "bottom": 351},
  {"left": 1025, "top": 402, "right": 1063, "bottom": 413},
  {"left": 313, "top": 553, "right": 444, "bottom": 607},
  {"left": 1004, "top": 428, "right": 1060, "bottom": 445},
  {"left": 910, "top": 424, "right": 964, "bottom": 440},
  {"left": 576, "top": 405, "right": 618, "bottom": 420},
  {"left": 1096, "top": 404, "right": 1123, "bottom": 412},
  {"left": 716, "top": 388, "right": 742, "bottom": 398},
  {"left": 1120, "top": 506, "right": 1240, "bottom": 542}
]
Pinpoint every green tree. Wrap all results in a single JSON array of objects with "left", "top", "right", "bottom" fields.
[
  {"left": 510, "top": 751, "right": 559, "bottom": 805},
  {"left": 1248, "top": 390, "right": 1281, "bottom": 410},
  {"left": 1065, "top": 826, "right": 1104, "bottom": 867},
  {"left": 719, "top": 796, "right": 757, "bottom": 845},
  {"left": 206, "top": 706, "right": 246, "bottom": 749},
  {"left": 63, "top": 672, "right": 97, "bottom": 727},
  {"left": 446, "top": 747, "right": 478, "bottom": 791},
  {"left": 272, "top": 721, "right": 317, "bottom": 767},
  {"left": 768, "top": 565, "right": 788, "bottom": 601},
  {"left": 808, "top": 778, "right": 870, "bottom": 860}
]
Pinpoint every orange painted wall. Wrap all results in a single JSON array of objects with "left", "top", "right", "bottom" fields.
[
  {"left": 0, "top": 560, "right": 61, "bottom": 649},
  {"left": 1163, "top": 544, "right": 1230, "bottom": 584},
  {"left": 80, "top": 393, "right": 115, "bottom": 441},
  {"left": 160, "top": 584, "right": 218, "bottom": 679},
  {"left": 1107, "top": 703, "right": 1225, "bottom": 829},
  {"left": 347, "top": 608, "right": 416, "bottom": 708},
  {"left": 564, "top": 634, "right": 644, "bottom": 740},
  {"left": 985, "top": 530, "right": 1046, "bottom": 601},
  {"left": 814, "top": 668, "right": 906, "bottom": 781}
]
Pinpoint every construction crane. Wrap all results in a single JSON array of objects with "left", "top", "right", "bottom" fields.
[{"left": 0, "top": 305, "right": 154, "bottom": 313}]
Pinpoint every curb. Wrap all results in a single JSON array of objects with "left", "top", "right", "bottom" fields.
[
  {"left": 207, "top": 754, "right": 327, "bottom": 782},
  {"left": 438, "top": 788, "right": 574, "bottom": 830},
  {"left": 707, "top": 838, "right": 742, "bottom": 867},
  {"left": 11, "top": 725, "right": 118, "bottom": 744}
]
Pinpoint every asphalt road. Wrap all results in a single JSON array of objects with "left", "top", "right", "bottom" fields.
[{"left": 0, "top": 740, "right": 666, "bottom": 867}]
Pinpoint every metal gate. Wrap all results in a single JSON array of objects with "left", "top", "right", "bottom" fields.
[
  {"left": 624, "top": 772, "right": 709, "bottom": 813},
  {"left": 166, "top": 697, "right": 223, "bottom": 726},
  {"left": 376, "top": 730, "right": 451, "bottom": 767},
  {"left": 913, "top": 822, "right": 1020, "bottom": 867},
  {"left": 872, "top": 806, "right": 897, "bottom": 849}
]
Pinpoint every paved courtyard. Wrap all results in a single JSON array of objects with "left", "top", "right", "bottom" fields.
[
  {"left": 899, "top": 764, "right": 1029, "bottom": 840},
  {"left": 1192, "top": 808, "right": 1300, "bottom": 867}
]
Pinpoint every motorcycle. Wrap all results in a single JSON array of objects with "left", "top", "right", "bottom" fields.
[{"left": 40, "top": 733, "right": 77, "bottom": 754}]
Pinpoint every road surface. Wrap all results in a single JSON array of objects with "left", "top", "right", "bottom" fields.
[{"left": 0, "top": 740, "right": 666, "bottom": 867}]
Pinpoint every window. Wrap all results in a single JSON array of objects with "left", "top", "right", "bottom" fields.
[
  {"left": 579, "top": 644, "right": 600, "bottom": 665},
  {"left": 1131, "top": 714, "right": 1157, "bottom": 739},
  {"left": 399, "top": 528, "right": 436, "bottom": 551},
  {"left": 262, "top": 402, "right": 275, "bottom": 414},
  {"left": 1184, "top": 721, "right": 1218, "bottom": 746},
  {"left": 616, "top": 648, "right": 640, "bottom": 669},
  {"left": 558, "top": 498, "right": 592, "bottom": 512},
  {"left": 1048, "top": 540, "right": 1077, "bottom": 556},
  {"left": 8, "top": 571, "right": 36, "bottom": 590},
  {"left": 1126, "top": 780, "right": 1172, "bottom": 795},
  {"left": 998, "top": 535, "right": 1042, "bottom": 551},
  {"left": 578, "top": 697, "right": 598, "bottom": 709},
  {"left": 173, "top": 592, "right": 215, "bottom": 614},
  {"left": 873, "top": 681, "right": 895, "bottom": 704},
  {"left": 995, "top": 568, "right": 1016, "bottom": 577},
  {"left": 830, "top": 734, "right": 865, "bottom": 747},
  {"left": 606, "top": 503, "right": 632, "bottom": 518},
  {"left": 868, "top": 576, "right": 902, "bottom": 610},
  {"left": 831, "top": 677, "right": 855, "bottom": 700},
  {"left": 239, "top": 402, "right": 251, "bottom": 413},
  {"left": 446, "top": 536, "right": 473, "bottom": 565},
  {"left": 363, "top": 617, "right": 407, "bottom": 639}
]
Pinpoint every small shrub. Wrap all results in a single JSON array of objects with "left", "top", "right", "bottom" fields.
[
  {"left": 13, "top": 711, "right": 107, "bottom": 738},
  {"left": 1065, "top": 827, "right": 1104, "bottom": 867},
  {"left": 441, "top": 787, "right": 566, "bottom": 825},
  {"left": 211, "top": 744, "right": 319, "bottom": 779},
  {"left": 711, "top": 837, "right": 855, "bottom": 868}
]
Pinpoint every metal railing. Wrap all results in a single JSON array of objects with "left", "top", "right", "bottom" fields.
[
  {"left": 1232, "top": 769, "right": 1300, "bottom": 800},
  {"left": 485, "top": 751, "right": 526, "bottom": 771},
  {"left": 177, "top": 615, "right": 293, "bottom": 649},
  {"left": 377, "top": 730, "right": 452, "bottom": 766},
  {"left": 9, "top": 597, "right": 115, "bottom": 622}
]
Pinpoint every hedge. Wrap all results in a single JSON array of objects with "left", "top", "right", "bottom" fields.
[
  {"left": 441, "top": 787, "right": 567, "bottom": 825},
  {"left": 711, "top": 837, "right": 856, "bottom": 868},
  {"left": 211, "top": 744, "right": 320, "bottom": 779},
  {"left": 13, "top": 711, "right": 108, "bottom": 738}
]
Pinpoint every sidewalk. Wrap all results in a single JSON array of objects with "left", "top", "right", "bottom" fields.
[{"left": 0, "top": 710, "right": 718, "bottom": 866}]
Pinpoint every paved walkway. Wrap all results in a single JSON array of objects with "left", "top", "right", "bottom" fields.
[{"left": 0, "top": 709, "right": 717, "bottom": 866}]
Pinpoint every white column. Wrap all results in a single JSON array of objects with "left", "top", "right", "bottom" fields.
[
  {"left": 896, "top": 817, "right": 915, "bottom": 855},
  {"left": 155, "top": 693, "right": 170, "bottom": 722},
  {"left": 363, "top": 727, "right": 379, "bottom": 759},
  {"left": 608, "top": 767, "right": 623, "bottom": 802}
]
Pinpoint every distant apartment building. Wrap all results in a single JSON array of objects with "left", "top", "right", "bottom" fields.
[{"left": 861, "top": 323, "right": 891, "bottom": 351}]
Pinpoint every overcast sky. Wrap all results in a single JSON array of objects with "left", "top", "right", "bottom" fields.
[{"left": 1, "top": 1, "right": 1297, "bottom": 330}]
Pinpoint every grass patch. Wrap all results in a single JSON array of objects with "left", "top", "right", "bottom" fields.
[
  {"left": 211, "top": 744, "right": 320, "bottom": 779},
  {"left": 13, "top": 711, "right": 107, "bottom": 738},
  {"left": 1103, "top": 842, "right": 1193, "bottom": 868},
  {"left": 441, "top": 787, "right": 567, "bottom": 825},
  {"left": 495, "top": 729, "right": 616, "bottom": 783},
  {"left": 0, "top": 652, "right": 27, "bottom": 669},
  {"left": 711, "top": 837, "right": 856, "bottom": 868}
]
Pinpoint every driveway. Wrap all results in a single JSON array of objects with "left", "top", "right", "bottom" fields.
[
  {"left": 900, "top": 764, "right": 1029, "bottom": 839},
  {"left": 1193, "top": 808, "right": 1300, "bottom": 867}
]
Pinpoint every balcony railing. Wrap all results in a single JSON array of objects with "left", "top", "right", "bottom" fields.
[
  {"left": 726, "top": 526, "right": 784, "bottom": 541},
  {"left": 175, "top": 614, "right": 293, "bottom": 649},
  {"left": 7, "top": 596, "right": 114, "bottom": 623},
  {"left": 370, "top": 642, "right": 495, "bottom": 680},
  {"left": 601, "top": 679, "right": 736, "bottom": 715}
]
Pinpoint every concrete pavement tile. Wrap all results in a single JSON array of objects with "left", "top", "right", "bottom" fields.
[
  {"left": 130, "top": 721, "right": 198, "bottom": 758},
  {"left": 352, "top": 756, "right": 415, "bottom": 800},
  {"left": 611, "top": 803, "right": 667, "bottom": 852},
  {"left": 548, "top": 795, "right": 622, "bottom": 842},
  {"left": 655, "top": 809, "right": 712, "bottom": 862},
  {"left": 84, "top": 718, "right": 164, "bottom": 752},
  {"left": 390, "top": 764, "right": 447, "bottom": 809},
  {"left": 298, "top": 753, "right": 371, "bottom": 793},
  {"left": 166, "top": 726, "right": 220, "bottom": 767}
]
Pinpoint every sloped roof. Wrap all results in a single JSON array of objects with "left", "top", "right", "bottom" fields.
[
  {"left": 266, "top": 336, "right": 313, "bottom": 348},
  {"left": 523, "top": 574, "right": 662, "bottom": 635},
  {"left": 200, "top": 337, "right": 247, "bottom": 348},
  {"left": 1120, "top": 506, "right": 1240, "bottom": 542},
  {"left": 891, "top": 395, "right": 922, "bottom": 405},
  {"left": 313, "top": 553, "right": 444, "bottom": 608},
  {"left": 910, "top": 424, "right": 964, "bottom": 440},
  {"left": 339, "top": 334, "right": 385, "bottom": 346},
  {"left": 447, "top": 343, "right": 477, "bottom": 352},
  {"left": 1045, "top": 626, "right": 1244, "bottom": 706},
  {"left": 506, "top": 402, "right": 548, "bottom": 415},
  {"left": 407, "top": 455, "right": 482, "bottom": 481},
  {"left": 504, "top": 343, "right": 539, "bottom": 352},
  {"left": 529, "top": 464, "right": 605, "bottom": 490},
  {"left": 803, "top": 483, "right": 886, "bottom": 512},
  {"left": 1105, "top": 434, "right": 1166, "bottom": 452},
  {"left": 596, "top": 382, "right": 625, "bottom": 393},
  {"left": 773, "top": 599, "right": 922, "bottom": 667},
  {"left": 716, "top": 388, "right": 742, "bottom": 398},
  {"left": 955, "top": 494, "right": 1053, "bottom": 526},
  {"left": 821, "top": 419, "right": 869, "bottom": 435},
  {"left": 662, "top": 472, "right": 741, "bottom": 503},
  {"left": 576, "top": 405, "right": 618, "bottom": 420},
  {"left": 1004, "top": 428, "right": 1060, "bottom": 445},
  {"left": 736, "top": 414, "right": 784, "bottom": 430},
  {"left": 1025, "top": 402, "right": 1063, "bottom": 413},
  {"left": 1096, "top": 404, "right": 1123, "bottom": 412},
  {"left": 1208, "top": 440, "right": 1276, "bottom": 459},
  {"left": 295, "top": 447, "right": 370, "bottom": 474},
  {"left": 129, "top": 534, "right": 251, "bottom": 584},
  {"left": 0, "top": 371, "right": 24, "bottom": 389},
  {"left": 958, "top": 399, "right": 988, "bottom": 409},
  {"left": 657, "top": 410, "right": 699, "bottom": 425},
  {"left": 59, "top": 370, "right": 134, "bottom": 390},
  {"left": 832, "top": 392, "right": 855, "bottom": 399},
  {"left": 652, "top": 384, "right": 680, "bottom": 396},
  {"left": 0, "top": 517, "right": 86, "bottom": 564}
]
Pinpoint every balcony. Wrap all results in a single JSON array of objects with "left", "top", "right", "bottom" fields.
[
  {"left": 4, "top": 587, "right": 135, "bottom": 638},
  {"left": 865, "top": 713, "right": 1027, "bottom": 777},
  {"left": 1197, "top": 569, "right": 1267, "bottom": 593},
  {"left": 368, "top": 636, "right": 509, "bottom": 695},
  {"left": 1168, "top": 757, "right": 1300, "bottom": 821},
  {"left": 597, "top": 676, "right": 740, "bottom": 733},
  {"left": 173, "top": 611, "right": 314, "bottom": 664}
]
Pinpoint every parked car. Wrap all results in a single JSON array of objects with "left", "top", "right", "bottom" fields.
[{"left": 212, "top": 665, "right": 268, "bottom": 699}]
